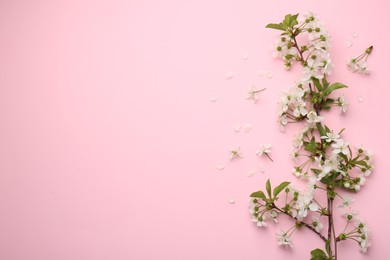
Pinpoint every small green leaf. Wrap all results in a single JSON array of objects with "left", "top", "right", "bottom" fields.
[
  {"left": 305, "top": 137, "right": 317, "bottom": 153},
  {"left": 310, "top": 248, "right": 329, "bottom": 260},
  {"left": 250, "top": 190, "right": 267, "bottom": 201},
  {"left": 273, "top": 182, "right": 290, "bottom": 197},
  {"left": 316, "top": 123, "right": 326, "bottom": 137},
  {"left": 324, "top": 82, "right": 348, "bottom": 95},
  {"left": 322, "top": 76, "right": 329, "bottom": 88},
  {"left": 266, "top": 179, "right": 272, "bottom": 198},
  {"left": 325, "top": 240, "right": 331, "bottom": 255},
  {"left": 354, "top": 160, "right": 369, "bottom": 168},
  {"left": 282, "top": 13, "right": 299, "bottom": 28},
  {"left": 265, "top": 23, "right": 286, "bottom": 31},
  {"left": 312, "top": 77, "right": 323, "bottom": 91}
]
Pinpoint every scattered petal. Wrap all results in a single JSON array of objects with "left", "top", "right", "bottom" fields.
[
  {"left": 242, "top": 54, "right": 249, "bottom": 60},
  {"left": 246, "top": 170, "right": 256, "bottom": 177},
  {"left": 244, "top": 124, "right": 252, "bottom": 133},
  {"left": 209, "top": 95, "right": 218, "bottom": 102},
  {"left": 357, "top": 95, "right": 364, "bottom": 103},
  {"left": 266, "top": 72, "right": 274, "bottom": 79},
  {"left": 259, "top": 164, "right": 265, "bottom": 173},
  {"left": 257, "top": 70, "right": 266, "bottom": 77},
  {"left": 228, "top": 197, "right": 236, "bottom": 204},
  {"left": 352, "top": 32, "right": 359, "bottom": 38},
  {"left": 234, "top": 124, "right": 241, "bottom": 133},
  {"left": 345, "top": 40, "right": 353, "bottom": 48},
  {"left": 217, "top": 163, "right": 225, "bottom": 170},
  {"left": 225, "top": 72, "right": 234, "bottom": 80}
]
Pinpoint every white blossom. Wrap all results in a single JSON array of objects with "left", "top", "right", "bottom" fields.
[
  {"left": 331, "top": 139, "right": 349, "bottom": 155},
  {"left": 276, "top": 230, "right": 293, "bottom": 248}
]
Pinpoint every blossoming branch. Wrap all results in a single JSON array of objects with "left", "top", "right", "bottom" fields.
[{"left": 249, "top": 12, "right": 374, "bottom": 260}]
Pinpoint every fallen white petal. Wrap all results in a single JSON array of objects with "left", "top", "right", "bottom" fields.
[
  {"left": 209, "top": 95, "right": 218, "bottom": 102},
  {"left": 345, "top": 40, "right": 353, "bottom": 48},
  {"left": 244, "top": 124, "right": 252, "bottom": 133},
  {"left": 225, "top": 72, "right": 234, "bottom": 80},
  {"left": 217, "top": 163, "right": 225, "bottom": 170},
  {"left": 246, "top": 170, "right": 256, "bottom": 177}
]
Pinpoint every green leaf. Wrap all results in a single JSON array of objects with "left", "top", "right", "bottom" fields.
[
  {"left": 273, "top": 182, "right": 290, "bottom": 197},
  {"left": 310, "top": 248, "right": 329, "bottom": 260},
  {"left": 354, "top": 160, "right": 369, "bottom": 168},
  {"left": 316, "top": 123, "right": 326, "bottom": 137},
  {"left": 282, "top": 13, "right": 299, "bottom": 28},
  {"left": 322, "top": 76, "right": 329, "bottom": 88},
  {"left": 325, "top": 240, "right": 331, "bottom": 255},
  {"left": 250, "top": 190, "right": 267, "bottom": 201},
  {"left": 265, "top": 23, "right": 286, "bottom": 31},
  {"left": 305, "top": 137, "right": 317, "bottom": 153},
  {"left": 312, "top": 77, "right": 323, "bottom": 91},
  {"left": 324, "top": 82, "right": 348, "bottom": 95},
  {"left": 266, "top": 179, "right": 272, "bottom": 198}
]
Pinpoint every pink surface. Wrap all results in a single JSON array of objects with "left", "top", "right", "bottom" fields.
[{"left": 0, "top": 0, "right": 389, "bottom": 259}]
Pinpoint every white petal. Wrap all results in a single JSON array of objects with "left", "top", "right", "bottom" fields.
[
  {"left": 345, "top": 40, "right": 353, "bottom": 48},
  {"left": 217, "top": 163, "right": 225, "bottom": 170},
  {"left": 246, "top": 170, "right": 256, "bottom": 177},
  {"left": 225, "top": 72, "right": 234, "bottom": 80},
  {"left": 209, "top": 95, "right": 218, "bottom": 102},
  {"left": 228, "top": 197, "right": 236, "bottom": 204}
]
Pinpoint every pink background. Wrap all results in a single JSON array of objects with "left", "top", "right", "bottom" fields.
[{"left": 1, "top": 0, "right": 389, "bottom": 259}]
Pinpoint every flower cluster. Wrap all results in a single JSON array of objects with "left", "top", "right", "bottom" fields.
[
  {"left": 249, "top": 12, "right": 374, "bottom": 259},
  {"left": 338, "top": 212, "right": 372, "bottom": 253},
  {"left": 347, "top": 46, "right": 373, "bottom": 74},
  {"left": 271, "top": 13, "right": 350, "bottom": 131}
]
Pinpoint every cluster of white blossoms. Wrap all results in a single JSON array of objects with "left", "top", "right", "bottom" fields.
[
  {"left": 291, "top": 127, "right": 374, "bottom": 191},
  {"left": 249, "top": 198, "right": 278, "bottom": 227},
  {"left": 272, "top": 12, "right": 354, "bottom": 131},
  {"left": 339, "top": 210, "right": 372, "bottom": 253},
  {"left": 251, "top": 12, "right": 375, "bottom": 257},
  {"left": 346, "top": 46, "right": 373, "bottom": 75}
]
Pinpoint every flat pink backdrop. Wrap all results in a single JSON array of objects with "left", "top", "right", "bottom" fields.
[{"left": 1, "top": 0, "right": 389, "bottom": 259}]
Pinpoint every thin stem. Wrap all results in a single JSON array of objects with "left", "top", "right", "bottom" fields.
[
  {"left": 327, "top": 197, "right": 337, "bottom": 260},
  {"left": 272, "top": 205, "right": 327, "bottom": 242},
  {"left": 291, "top": 34, "right": 305, "bottom": 64}
]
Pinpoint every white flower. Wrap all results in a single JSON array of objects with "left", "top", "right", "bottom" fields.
[
  {"left": 256, "top": 144, "right": 273, "bottom": 161},
  {"left": 295, "top": 191, "right": 318, "bottom": 220},
  {"left": 292, "top": 167, "right": 303, "bottom": 177},
  {"left": 246, "top": 85, "right": 266, "bottom": 103},
  {"left": 306, "top": 111, "right": 323, "bottom": 124},
  {"left": 316, "top": 154, "right": 342, "bottom": 180},
  {"left": 276, "top": 230, "right": 293, "bottom": 248},
  {"left": 321, "top": 132, "right": 340, "bottom": 143},
  {"left": 337, "top": 197, "right": 354, "bottom": 208},
  {"left": 293, "top": 101, "right": 308, "bottom": 117},
  {"left": 342, "top": 210, "right": 359, "bottom": 221},
  {"left": 336, "top": 96, "right": 348, "bottom": 113},
  {"left": 331, "top": 139, "right": 349, "bottom": 155},
  {"left": 277, "top": 115, "right": 288, "bottom": 132},
  {"left": 256, "top": 144, "right": 271, "bottom": 155},
  {"left": 253, "top": 216, "right": 268, "bottom": 227},
  {"left": 230, "top": 147, "right": 243, "bottom": 160},
  {"left": 311, "top": 216, "right": 324, "bottom": 232}
]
